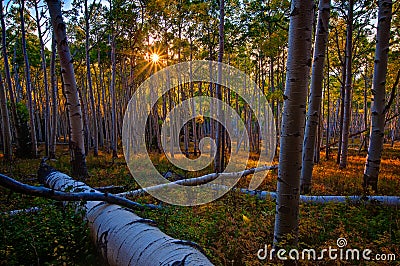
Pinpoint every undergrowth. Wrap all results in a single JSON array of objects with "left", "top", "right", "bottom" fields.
[{"left": 0, "top": 143, "right": 399, "bottom": 265}]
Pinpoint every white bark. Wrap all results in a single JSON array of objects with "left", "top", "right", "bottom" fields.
[
  {"left": 46, "top": 0, "right": 88, "bottom": 179},
  {"left": 363, "top": 0, "right": 393, "bottom": 191},
  {"left": 3, "top": 207, "right": 42, "bottom": 216},
  {"left": 237, "top": 189, "right": 400, "bottom": 205},
  {"left": 39, "top": 169, "right": 213, "bottom": 266},
  {"left": 339, "top": 0, "right": 354, "bottom": 168},
  {"left": 300, "top": 0, "right": 330, "bottom": 194},
  {"left": 49, "top": 35, "right": 58, "bottom": 159},
  {"left": 85, "top": 0, "right": 98, "bottom": 157},
  {"left": 274, "top": 0, "right": 314, "bottom": 247},
  {"left": 33, "top": 0, "right": 50, "bottom": 157},
  {"left": 118, "top": 165, "right": 277, "bottom": 198}
]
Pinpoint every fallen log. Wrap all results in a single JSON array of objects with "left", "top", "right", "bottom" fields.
[
  {"left": 2, "top": 206, "right": 42, "bottom": 216},
  {"left": 234, "top": 188, "right": 400, "bottom": 205},
  {"left": 94, "top": 185, "right": 127, "bottom": 194},
  {"left": 37, "top": 163, "right": 213, "bottom": 266},
  {"left": 0, "top": 173, "right": 148, "bottom": 210},
  {"left": 321, "top": 129, "right": 368, "bottom": 150},
  {"left": 117, "top": 165, "right": 399, "bottom": 206},
  {"left": 118, "top": 165, "right": 278, "bottom": 198}
]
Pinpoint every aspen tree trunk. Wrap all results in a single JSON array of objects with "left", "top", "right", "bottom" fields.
[
  {"left": 46, "top": 0, "right": 88, "bottom": 179},
  {"left": 339, "top": 0, "right": 354, "bottom": 168},
  {"left": 20, "top": 0, "right": 38, "bottom": 157},
  {"left": 363, "top": 0, "right": 393, "bottom": 192},
  {"left": 33, "top": 0, "right": 51, "bottom": 156},
  {"left": 96, "top": 48, "right": 104, "bottom": 147},
  {"left": 85, "top": 0, "right": 98, "bottom": 157},
  {"left": 189, "top": 41, "right": 198, "bottom": 156},
  {"left": 0, "top": 0, "right": 20, "bottom": 155},
  {"left": 273, "top": 0, "right": 314, "bottom": 247},
  {"left": 209, "top": 67, "right": 214, "bottom": 157},
  {"left": 300, "top": 0, "right": 330, "bottom": 194},
  {"left": 103, "top": 70, "right": 110, "bottom": 152},
  {"left": 78, "top": 84, "right": 90, "bottom": 155},
  {"left": 391, "top": 88, "right": 398, "bottom": 146},
  {"left": 12, "top": 45, "right": 22, "bottom": 103},
  {"left": 336, "top": 57, "right": 346, "bottom": 164},
  {"left": 363, "top": 70, "right": 370, "bottom": 150},
  {"left": 325, "top": 45, "right": 331, "bottom": 160},
  {"left": 37, "top": 166, "right": 213, "bottom": 266},
  {"left": 214, "top": 0, "right": 225, "bottom": 172},
  {"left": 33, "top": 80, "right": 43, "bottom": 143},
  {"left": 0, "top": 73, "right": 12, "bottom": 160},
  {"left": 110, "top": 34, "right": 118, "bottom": 158},
  {"left": 49, "top": 35, "right": 58, "bottom": 159}
]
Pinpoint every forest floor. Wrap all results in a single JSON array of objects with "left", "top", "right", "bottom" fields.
[{"left": 0, "top": 142, "right": 399, "bottom": 265}]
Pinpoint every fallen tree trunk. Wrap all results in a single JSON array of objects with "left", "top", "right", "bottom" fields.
[
  {"left": 37, "top": 163, "right": 212, "bottom": 266},
  {"left": 0, "top": 173, "right": 150, "bottom": 210},
  {"left": 321, "top": 129, "right": 368, "bottom": 150},
  {"left": 2, "top": 207, "right": 42, "bottom": 216},
  {"left": 118, "top": 165, "right": 278, "bottom": 198},
  {"left": 117, "top": 165, "right": 399, "bottom": 206},
  {"left": 236, "top": 188, "right": 400, "bottom": 205}
]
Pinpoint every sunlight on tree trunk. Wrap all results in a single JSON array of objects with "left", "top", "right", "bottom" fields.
[
  {"left": 20, "top": 0, "right": 38, "bottom": 158},
  {"left": 300, "top": 0, "right": 331, "bottom": 194},
  {"left": 339, "top": 0, "right": 354, "bottom": 168},
  {"left": 214, "top": 0, "right": 225, "bottom": 173},
  {"left": 0, "top": 73, "right": 12, "bottom": 160},
  {"left": 85, "top": 0, "right": 98, "bottom": 157},
  {"left": 0, "top": 0, "right": 20, "bottom": 157}
]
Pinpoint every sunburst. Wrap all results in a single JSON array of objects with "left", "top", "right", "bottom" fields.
[
  {"left": 134, "top": 46, "right": 166, "bottom": 78},
  {"left": 150, "top": 53, "right": 160, "bottom": 63}
]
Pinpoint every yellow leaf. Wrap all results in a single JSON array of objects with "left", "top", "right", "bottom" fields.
[{"left": 242, "top": 214, "right": 251, "bottom": 224}]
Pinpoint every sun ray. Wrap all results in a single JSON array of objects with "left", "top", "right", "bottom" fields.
[{"left": 150, "top": 53, "right": 160, "bottom": 63}]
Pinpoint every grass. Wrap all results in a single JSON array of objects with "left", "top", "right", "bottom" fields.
[{"left": 0, "top": 142, "right": 399, "bottom": 265}]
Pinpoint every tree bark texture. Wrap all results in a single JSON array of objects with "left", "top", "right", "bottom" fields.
[
  {"left": 300, "top": 0, "right": 330, "bottom": 194},
  {"left": 36, "top": 165, "right": 213, "bottom": 266},
  {"left": 46, "top": 0, "right": 88, "bottom": 179},
  {"left": 339, "top": 0, "right": 354, "bottom": 168},
  {"left": 274, "top": 0, "right": 314, "bottom": 248},
  {"left": 363, "top": 0, "right": 393, "bottom": 192}
]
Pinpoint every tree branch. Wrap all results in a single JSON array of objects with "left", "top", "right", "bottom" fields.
[
  {"left": 384, "top": 69, "right": 400, "bottom": 114},
  {"left": 118, "top": 165, "right": 278, "bottom": 198},
  {"left": 0, "top": 173, "right": 153, "bottom": 210}
]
